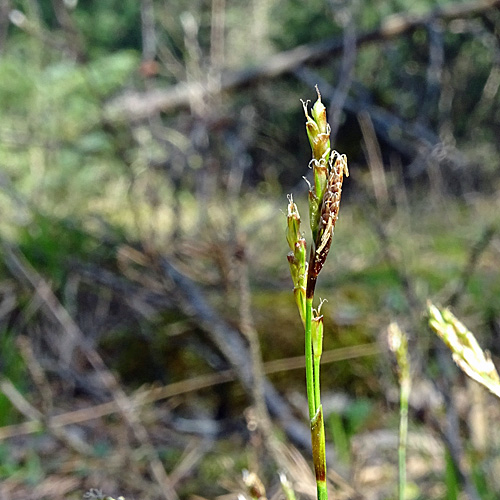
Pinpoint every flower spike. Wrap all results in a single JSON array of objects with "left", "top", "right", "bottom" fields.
[{"left": 286, "top": 88, "right": 349, "bottom": 500}]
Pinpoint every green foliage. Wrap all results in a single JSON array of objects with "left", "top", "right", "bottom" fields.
[
  {"left": 327, "top": 412, "right": 350, "bottom": 464},
  {"left": 0, "top": 332, "right": 27, "bottom": 427},
  {"left": 0, "top": 56, "right": 36, "bottom": 110},
  {"left": 0, "top": 443, "right": 23, "bottom": 479},
  {"left": 344, "top": 398, "right": 373, "bottom": 436},
  {"left": 15, "top": 213, "right": 99, "bottom": 283},
  {"left": 327, "top": 398, "right": 373, "bottom": 465},
  {"left": 471, "top": 462, "right": 497, "bottom": 500},
  {"left": 0, "top": 43, "right": 138, "bottom": 219},
  {"left": 445, "top": 451, "right": 459, "bottom": 500},
  {"left": 270, "top": 0, "right": 340, "bottom": 49},
  {"left": 0, "top": 443, "right": 43, "bottom": 484},
  {"left": 75, "top": 1, "right": 141, "bottom": 53}
]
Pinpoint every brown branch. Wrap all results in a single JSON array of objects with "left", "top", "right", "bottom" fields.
[
  {"left": 0, "top": 343, "right": 379, "bottom": 439},
  {"left": 105, "top": 0, "right": 500, "bottom": 122},
  {"left": 0, "top": 375, "right": 93, "bottom": 455}
]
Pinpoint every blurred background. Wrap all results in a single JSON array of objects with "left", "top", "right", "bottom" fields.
[{"left": 1, "top": 0, "right": 500, "bottom": 499}]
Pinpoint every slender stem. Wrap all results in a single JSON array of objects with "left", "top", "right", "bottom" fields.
[
  {"left": 313, "top": 355, "right": 321, "bottom": 412},
  {"left": 317, "top": 480, "right": 328, "bottom": 500},
  {"left": 314, "top": 359, "right": 327, "bottom": 500},
  {"left": 398, "top": 377, "right": 410, "bottom": 500},
  {"left": 306, "top": 295, "right": 328, "bottom": 500},
  {"left": 305, "top": 297, "right": 315, "bottom": 420}
]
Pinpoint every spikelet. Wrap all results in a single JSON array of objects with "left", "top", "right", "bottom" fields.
[
  {"left": 288, "top": 87, "right": 349, "bottom": 299},
  {"left": 428, "top": 302, "right": 500, "bottom": 399},
  {"left": 307, "top": 152, "right": 348, "bottom": 296}
]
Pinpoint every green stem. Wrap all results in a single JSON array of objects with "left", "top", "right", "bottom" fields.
[
  {"left": 398, "top": 377, "right": 410, "bottom": 500},
  {"left": 314, "top": 355, "right": 321, "bottom": 413},
  {"left": 305, "top": 297, "right": 315, "bottom": 420},
  {"left": 317, "top": 481, "right": 328, "bottom": 500},
  {"left": 306, "top": 295, "right": 328, "bottom": 500}
]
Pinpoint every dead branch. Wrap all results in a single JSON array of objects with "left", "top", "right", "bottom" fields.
[
  {"left": 105, "top": 0, "right": 500, "bottom": 122},
  {"left": 0, "top": 375, "right": 93, "bottom": 455},
  {"left": 0, "top": 344, "right": 378, "bottom": 441},
  {"left": 158, "top": 256, "right": 316, "bottom": 454}
]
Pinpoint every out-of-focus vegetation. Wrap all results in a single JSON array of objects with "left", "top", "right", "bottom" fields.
[{"left": 1, "top": 0, "right": 500, "bottom": 499}]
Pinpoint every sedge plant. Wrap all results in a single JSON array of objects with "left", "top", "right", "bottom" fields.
[
  {"left": 286, "top": 87, "right": 349, "bottom": 500},
  {"left": 388, "top": 322, "right": 412, "bottom": 500},
  {"left": 428, "top": 302, "right": 500, "bottom": 400}
]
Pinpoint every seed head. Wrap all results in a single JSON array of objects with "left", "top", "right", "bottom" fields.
[
  {"left": 388, "top": 322, "right": 410, "bottom": 381},
  {"left": 311, "top": 88, "right": 328, "bottom": 135},
  {"left": 286, "top": 195, "right": 307, "bottom": 322},
  {"left": 287, "top": 88, "right": 349, "bottom": 303},
  {"left": 307, "top": 153, "right": 349, "bottom": 297},
  {"left": 286, "top": 194, "right": 301, "bottom": 252},
  {"left": 428, "top": 302, "right": 500, "bottom": 399},
  {"left": 302, "top": 86, "right": 331, "bottom": 162}
]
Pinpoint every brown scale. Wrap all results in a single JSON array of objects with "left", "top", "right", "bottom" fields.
[{"left": 307, "top": 153, "right": 348, "bottom": 298}]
